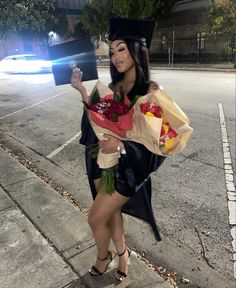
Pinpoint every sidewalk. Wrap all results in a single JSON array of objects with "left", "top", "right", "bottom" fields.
[
  {"left": 97, "top": 61, "right": 236, "bottom": 73},
  {"left": 150, "top": 62, "right": 236, "bottom": 73},
  {"left": 0, "top": 146, "right": 172, "bottom": 288}
]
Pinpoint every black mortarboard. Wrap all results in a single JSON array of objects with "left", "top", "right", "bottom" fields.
[
  {"left": 109, "top": 17, "right": 155, "bottom": 48},
  {"left": 48, "top": 37, "right": 98, "bottom": 85}
]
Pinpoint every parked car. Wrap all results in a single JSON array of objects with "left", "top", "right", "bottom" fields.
[{"left": 0, "top": 54, "right": 52, "bottom": 74}]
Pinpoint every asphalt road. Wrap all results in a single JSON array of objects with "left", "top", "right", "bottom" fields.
[{"left": 0, "top": 68, "right": 235, "bottom": 286}]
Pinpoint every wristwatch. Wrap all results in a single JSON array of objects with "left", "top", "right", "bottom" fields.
[{"left": 117, "top": 143, "right": 126, "bottom": 156}]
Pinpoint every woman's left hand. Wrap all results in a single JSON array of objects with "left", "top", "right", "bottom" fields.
[{"left": 99, "top": 136, "right": 120, "bottom": 154}]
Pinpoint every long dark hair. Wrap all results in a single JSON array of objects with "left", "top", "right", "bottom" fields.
[{"left": 109, "top": 39, "right": 150, "bottom": 88}]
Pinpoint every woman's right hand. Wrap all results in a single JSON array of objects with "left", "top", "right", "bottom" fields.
[{"left": 71, "top": 68, "right": 89, "bottom": 101}]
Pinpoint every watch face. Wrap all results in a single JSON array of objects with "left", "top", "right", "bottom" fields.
[{"left": 121, "top": 148, "right": 126, "bottom": 155}]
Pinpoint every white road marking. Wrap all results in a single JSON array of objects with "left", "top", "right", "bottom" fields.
[
  {"left": 47, "top": 131, "right": 81, "bottom": 159},
  {"left": 218, "top": 103, "right": 236, "bottom": 279},
  {"left": 0, "top": 89, "right": 72, "bottom": 120}
]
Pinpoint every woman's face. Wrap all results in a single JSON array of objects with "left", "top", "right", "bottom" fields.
[{"left": 110, "top": 40, "right": 135, "bottom": 73}]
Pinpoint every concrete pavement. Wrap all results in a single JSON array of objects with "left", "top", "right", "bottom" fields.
[
  {"left": 0, "top": 131, "right": 235, "bottom": 288},
  {"left": 0, "top": 146, "right": 173, "bottom": 288}
]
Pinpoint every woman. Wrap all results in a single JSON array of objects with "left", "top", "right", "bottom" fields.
[{"left": 71, "top": 17, "right": 165, "bottom": 282}]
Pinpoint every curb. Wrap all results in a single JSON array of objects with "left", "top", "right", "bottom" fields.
[{"left": 97, "top": 64, "right": 236, "bottom": 73}]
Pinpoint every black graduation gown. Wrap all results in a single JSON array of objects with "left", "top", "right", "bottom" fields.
[{"left": 80, "top": 82, "right": 165, "bottom": 241}]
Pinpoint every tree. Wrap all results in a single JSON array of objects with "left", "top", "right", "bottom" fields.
[
  {"left": 79, "top": 0, "right": 111, "bottom": 37},
  {"left": 80, "top": 0, "right": 169, "bottom": 40},
  {"left": 0, "top": 0, "right": 67, "bottom": 39},
  {"left": 125, "top": 0, "right": 161, "bottom": 19},
  {"left": 207, "top": 0, "right": 236, "bottom": 35},
  {"left": 159, "top": 0, "right": 179, "bottom": 16}
]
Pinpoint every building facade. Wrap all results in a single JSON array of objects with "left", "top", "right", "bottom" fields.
[{"left": 151, "top": 0, "right": 235, "bottom": 63}]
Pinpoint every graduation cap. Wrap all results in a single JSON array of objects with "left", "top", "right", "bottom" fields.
[
  {"left": 109, "top": 17, "right": 155, "bottom": 48},
  {"left": 48, "top": 36, "right": 98, "bottom": 85}
]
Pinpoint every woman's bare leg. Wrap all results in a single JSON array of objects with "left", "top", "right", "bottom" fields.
[
  {"left": 109, "top": 211, "right": 125, "bottom": 252},
  {"left": 108, "top": 211, "right": 130, "bottom": 276},
  {"left": 94, "top": 179, "right": 127, "bottom": 253},
  {"left": 88, "top": 181, "right": 129, "bottom": 272}
]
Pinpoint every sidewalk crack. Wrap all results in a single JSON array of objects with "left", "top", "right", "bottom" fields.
[{"left": 4, "top": 176, "right": 36, "bottom": 188}]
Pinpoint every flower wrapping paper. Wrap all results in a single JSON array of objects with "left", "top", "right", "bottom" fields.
[
  {"left": 89, "top": 94, "right": 134, "bottom": 138},
  {"left": 87, "top": 81, "right": 193, "bottom": 169}
]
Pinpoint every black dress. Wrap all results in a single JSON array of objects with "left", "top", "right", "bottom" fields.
[{"left": 80, "top": 81, "right": 165, "bottom": 241}]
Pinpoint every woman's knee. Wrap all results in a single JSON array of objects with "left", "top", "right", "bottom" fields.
[{"left": 88, "top": 213, "right": 108, "bottom": 229}]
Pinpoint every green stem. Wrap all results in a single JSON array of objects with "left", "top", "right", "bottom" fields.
[{"left": 99, "top": 167, "right": 115, "bottom": 195}]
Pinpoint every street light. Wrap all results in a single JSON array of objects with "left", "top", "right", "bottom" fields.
[{"left": 48, "top": 31, "right": 60, "bottom": 45}]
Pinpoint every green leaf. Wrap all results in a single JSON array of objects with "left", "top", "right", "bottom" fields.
[
  {"left": 119, "top": 86, "right": 125, "bottom": 103},
  {"left": 128, "top": 95, "right": 141, "bottom": 110},
  {"left": 111, "top": 113, "right": 118, "bottom": 122},
  {"left": 114, "top": 90, "right": 120, "bottom": 103},
  {"left": 88, "top": 143, "right": 99, "bottom": 159},
  {"left": 99, "top": 167, "right": 115, "bottom": 195},
  {"left": 91, "top": 88, "right": 100, "bottom": 104},
  {"left": 82, "top": 100, "right": 89, "bottom": 109}
]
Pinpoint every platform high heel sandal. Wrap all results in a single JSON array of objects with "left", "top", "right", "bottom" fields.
[
  {"left": 115, "top": 246, "right": 131, "bottom": 282},
  {"left": 89, "top": 250, "right": 116, "bottom": 276}
]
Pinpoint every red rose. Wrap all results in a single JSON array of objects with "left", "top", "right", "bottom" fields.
[
  {"left": 168, "top": 127, "right": 178, "bottom": 138},
  {"left": 160, "top": 127, "right": 166, "bottom": 136},
  {"left": 147, "top": 105, "right": 162, "bottom": 118},
  {"left": 140, "top": 103, "right": 150, "bottom": 113},
  {"left": 160, "top": 135, "right": 166, "bottom": 143}
]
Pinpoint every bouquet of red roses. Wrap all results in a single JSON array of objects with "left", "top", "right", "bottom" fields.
[
  {"left": 85, "top": 82, "right": 134, "bottom": 194},
  {"left": 87, "top": 84, "right": 134, "bottom": 138}
]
